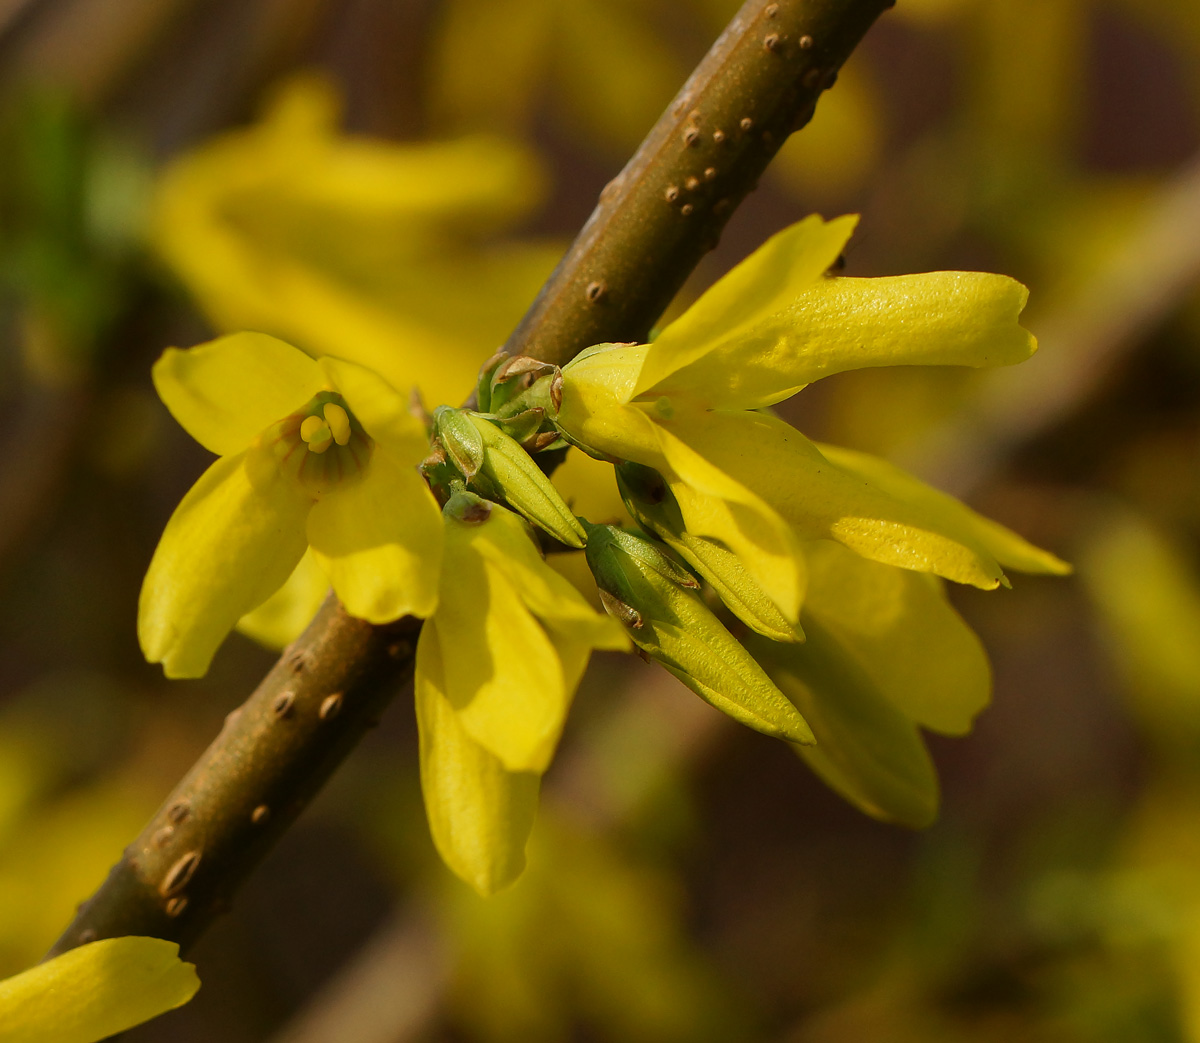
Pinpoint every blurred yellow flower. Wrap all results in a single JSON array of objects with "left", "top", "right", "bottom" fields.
[{"left": 150, "top": 73, "right": 562, "bottom": 411}]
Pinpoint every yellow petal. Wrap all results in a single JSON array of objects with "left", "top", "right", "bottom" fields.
[
  {"left": 550, "top": 447, "right": 632, "bottom": 527},
  {"left": 648, "top": 271, "right": 1035, "bottom": 410},
  {"left": 634, "top": 214, "right": 858, "bottom": 401},
  {"left": 804, "top": 541, "right": 991, "bottom": 735},
  {"left": 139, "top": 450, "right": 311, "bottom": 678},
  {"left": 471, "top": 506, "right": 627, "bottom": 650},
  {"left": 0, "top": 937, "right": 199, "bottom": 1043},
  {"left": 307, "top": 448, "right": 443, "bottom": 623},
  {"left": 748, "top": 626, "right": 939, "bottom": 829},
  {"left": 152, "top": 332, "right": 325, "bottom": 456},
  {"left": 415, "top": 624, "right": 539, "bottom": 896},
  {"left": 816, "top": 442, "right": 1072, "bottom": 576},
  {"left": 435, "top": 533, "right": 567, "bottom": 773},
  {"left": 236, "top": 549, "right": 330, "bottom": 650},
  {"left": 557, "top": 344, "right": 661, "bottom": 460},
  {"left": 663, "top": 410, "right": 1009, "bottom": 588},
  {"left": 319, "top": 355, "right": 429, "bottom": 464},
  {"left": 670, "top": 478, "right": 805, "bottom": 625}
]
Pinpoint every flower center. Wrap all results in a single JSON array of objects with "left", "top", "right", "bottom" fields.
[{"left": 262, "top": 391, "right": 374, "bottom": 497}]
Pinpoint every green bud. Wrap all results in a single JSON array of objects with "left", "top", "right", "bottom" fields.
[
  {"left": 583, "top": 523, "right": 814, "bottom": 745},
  {"left": 444, "top": 484, "right": 493, "bottom": 524},
  {"left": 466, "top": 413, "right": 586, "bottom": 549},
  {"left": 617, "top": 463, "right": 804, "bottom": 644},
  {"left": 488, "top": 355, "right": 563, "bottom": 420},
  {"left": 432, "top": 405, "right": 484, "bottom": 480}
]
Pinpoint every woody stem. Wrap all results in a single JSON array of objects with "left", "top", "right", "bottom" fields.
[{"left": 47, "top": 0, "right": 893, "bottom": 957}]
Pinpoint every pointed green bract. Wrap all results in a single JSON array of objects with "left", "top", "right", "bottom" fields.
[
  {"left": 617, "top": 463, "right": 803, "bottom": 642},
  {"left": 0, "top": 937, "right": 200, "bottom": 1043},
  {"left": 466, "top": 413, "right": 587, "bottom": 548},
  {"left": 585, "top": 525, "right": 814, "bottom": 745},
  {"left": 139, "top": 449, "right": 310, "bottom": 678},
  {"left": 152, "top": 331, "right": 326, "bottom": 456},
  {"left": 415, "top": 625, "right": 540, "bottom": 896},
  {"left": 433, "top": 405, "right": 486, "bottom": 479}
]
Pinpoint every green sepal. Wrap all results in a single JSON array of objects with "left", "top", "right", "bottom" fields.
[
  {"left": 583, "top": 524, "right": 814, "bottom": 745},
  {"left": 466, "top": 413, "right": 586, "bottom": 548},
  {"left": 474, "top": 351, "right": 509, "bottom": 414},
  {"left": 617, "top": 463, "right": 804, "bottom": 644},
  {"left": 487, "top": 407, "right": 547, "bottom": 447},
  {"left": 432, "top": 405, "right": 485, "bottom": 480},
  {"left": 443, "top": 483, "right": 493, "bottom": 524}
]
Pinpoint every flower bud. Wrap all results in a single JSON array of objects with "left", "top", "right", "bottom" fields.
[
  {"left": 617, "top": 463, "right": 804, "bottom": 643},
  {"left": 465, "top": 413, "right": 586, "bottom": 549},
  {"left": 488, "top": 355, "right": 563, "bottom": 420},
  {"left": 432, "top": 405, "right": 484, "bottom": 480},
  {"left": 583, "top": 523, "right": 814, "bottom": 745}
]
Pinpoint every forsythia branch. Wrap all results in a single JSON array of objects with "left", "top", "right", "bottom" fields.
[{"left": 47, "top": 0, "right": 893, "bottom": 957}]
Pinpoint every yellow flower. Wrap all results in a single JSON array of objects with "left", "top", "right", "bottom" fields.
[
  {"left": 139, "top": 331, "right": 442, "bottom": 678},
  {"left": 0, "top": 937, "right": 199, "bottom": 1043},
  {"left": 150, "top": 73, "right": 561, "bottom": 411},
  {"left": 415, "top": 494, "right": 626, "bottom": 894},
  {"left": 556, "top": 214, "right": 1069, "bottom": 634}
]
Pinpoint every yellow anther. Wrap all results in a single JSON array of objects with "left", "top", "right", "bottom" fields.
[
  {"left": 300, "top": 415, "right": 333, "bottom": 454},
  {"left": 324, "top": 402, "right": 352, "bottom": 446}
]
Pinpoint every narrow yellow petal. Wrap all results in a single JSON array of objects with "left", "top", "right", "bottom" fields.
[
  {"left": 319, "top": 356, "right": 430, "bottom": 464},
  {"left": 307, "top": 448, "right": 443, "bottom": 622},
  {"left": 663, "top": 410, "right": 1009, "bottom": 589},
  {"left": 139, "top": 450, "right": 311, "bottom": 678},
  {"left": 635, "top": 214, "right": 858, "bottom": 401},
  {"left": 803, "top": 541, "right": 991, "bottom": 735},
  {"left": 749, "top": 626, "right": 939, "bottom": 829},
  {"left": 0, "top": 937, "right": 199, "bottom": 1043},
  {"left": 647, "top": 270, "right": 1035, "bottom": 411},
  {"left": 236, "top": 548, "right": 330, "bottom": 650},
  {"left": 152, "top": 332, "right": 325, "bottom": 456},
  {"left": 557, "top": 344, "right": 662, "bottom": 461},
  {"left": 816, "top": 443, "right": 1072, "bottom": 576},
  {"left": 471, "top": 506, "right": 627, "bottom": 650},
  {"left": 436, "top": 544, "right": 567, "bottom": 774},
  {"left": 415, "top": 623, "right": 539, "bottom": 896}
]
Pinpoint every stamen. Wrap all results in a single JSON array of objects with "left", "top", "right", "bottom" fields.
[
  {"left": 300, "top": 415, "right": 333, "bottom": 454},
  {"left": 324, "top": 402, "right": 352, "bottom": 446}
]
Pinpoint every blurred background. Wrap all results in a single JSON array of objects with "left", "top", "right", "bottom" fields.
[{"left": 2, "top": 0, "right": 1200, "bottom": 1040}]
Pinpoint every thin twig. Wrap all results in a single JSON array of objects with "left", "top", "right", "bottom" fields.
[{"left": 47, "top": 0, "right": 893, "bottom": 957}]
